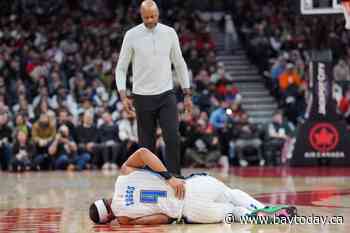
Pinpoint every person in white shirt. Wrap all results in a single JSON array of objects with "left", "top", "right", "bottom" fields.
[
  {"left": 115, "top": 0, "right": 193, "bottom": 175},
  {"left": 89, "top": 148, "right": 297, "bottom": 225}
]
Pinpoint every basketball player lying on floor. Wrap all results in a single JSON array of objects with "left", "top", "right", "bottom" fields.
[{"left": 89, "top": 148, "right": 297, "bottom": 225}]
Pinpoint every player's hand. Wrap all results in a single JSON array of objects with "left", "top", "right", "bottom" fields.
[
  {"left": 122, "top": 97, "right": 135, "bottom": 115},
  {"left": 167, "top": 177, "right": 185, "bottom": 200}
]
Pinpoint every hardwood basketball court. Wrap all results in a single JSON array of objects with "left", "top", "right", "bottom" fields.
[{"left": 0, "top": 167, "right": 348, "bottom": 233}]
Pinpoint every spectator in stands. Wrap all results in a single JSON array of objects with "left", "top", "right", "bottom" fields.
[
  {"left": 225, "top": 84, "right": 242, "bottom": 104},
  {"left": 117, "top": 110, "right": 139, "bottom": 166},
  {"left": 0, "top": 110, "right": 12, "bottom": 171},
  {"left": 32, "top": 113, "right": 56, "bottom": 170},
  {"left": 0, "top": 78, "right": 9, "bottom": 105},
  {"left": 268, "top": 111, "right": 294, "bottom": 141},
  {"left": 186, "top": 118, "right": 220, "bottom": 167},
  {"left": 77, "top": 96, "right": 95, "bottom": 118},
  {"left": 51, "top": 85, "right": 78, "bottom": 112},
  {"left": 57, "top": 108, "right": 77, "bottom": 141},
  {"left": 290, "top": 50, "right": 306, "bottom": 78},
  {"left": 210, "top": 62, "right": 226, "bottom": 83},
  {"left": 209, "top": 99, "right": 230, "bottom": 170},
  {"left": 12, "top": 95, "right": 35, "bottom": 120},
  {"left": 228, "top": 102, "right": 245, "bottom": 123},
  {"left": 235, "top": 112, "right": 264, "bottom": 167},
  {"left": 34, "top": 99, "right": 56, "bottom": 123},
  {"left": 48, "top": 125, "right": 78, "bottom": 170},
  {"left": 196, "top": 87, "right": 217, "bottom": 114},
  {"left": 269, "top": 29, "right": 283, "bottom": 55},
  {"left": 11, "top": 131, "right": 35, "bottom": 172},
  {"left": 76, "top": 112, "right": 98, "bottom": 168},
  {"left": 71, "top": 75, "right": 87, "bottom": 106},
  {"left": 186, "top": 49, "right": 202, "bottom": 76},
  {"left": 99, "top": 112, "right": 120, "bottom": 170},
  {"left": 209, "top": 99, "right": 229, "bottom": 130},
  {"left": 270, "top": 55, "right": 287, "bottom": 91},
  {"left": 338, "top": 89, "right": 350, "bottom": 124},
  {"left": 333, "top": 59, "right": 350, "bottom": 82},
  {"left": 14, "top": 113, "right": 31, "bottom": 136},
  {"left": 265, "top": 110, "right": 294, "bottom": 165},
  {"left": 32, "top": 86, "right": 51, "bottom": 110},
  {"left": 0, "top": 95, "right": 10, "bottom": 115},
  {"left": 278, "top": 63, "right": 302, "bottom": 95},
  {"left": 194, "top": 69, "right": 211, "bottom": 92}
]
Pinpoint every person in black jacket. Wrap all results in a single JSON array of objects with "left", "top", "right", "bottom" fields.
[
  {"left": 185, "top": 119, "right": 221, "bottom": 167},
  {"left": 11, "top": 131, "right": 36, "bottom": 172},
  {"left": 48, "top": 125, "right": 78, "bottom": 170},
  {"left": 76, "top": 112, "right": 98, "bottom": 168},
  {"left": 99, "top": 112, "right": 121, "bottom": 170},
  {"left": 0, "top": 110, "right": 12, "bottom": 171},
  {"left": 57, "top": 108, "right": 77, "bottom": 141}
]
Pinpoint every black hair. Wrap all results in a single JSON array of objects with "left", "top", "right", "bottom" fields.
[
  {"left": 89, "top": 199, "right": 110, "bottom": 224},
  {"left": 89, "top": 203, "right": 100, "bottom": 224}
]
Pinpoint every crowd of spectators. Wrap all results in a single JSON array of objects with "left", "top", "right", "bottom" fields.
[
  {"left": 4, "top": 0, "right": 348, "bottom": 172},
  {"left": 0, "top": 0, "right": 252, "bottom": 172},
  {"left": 233, "top": 0, "right": 350, "bottom": 126}
]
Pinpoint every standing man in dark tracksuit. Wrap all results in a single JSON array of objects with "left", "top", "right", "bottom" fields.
[{"left": 115, "top": 0, "right": 192, "bottom": 175}]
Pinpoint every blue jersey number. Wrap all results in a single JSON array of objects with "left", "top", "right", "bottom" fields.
[{"left": 140, "top": 190, "right": 167, "bottom": 203}]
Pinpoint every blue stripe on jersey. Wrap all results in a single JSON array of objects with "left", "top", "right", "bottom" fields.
[{"left": 140, "top": 190, "right": 167, "bottom": 203}]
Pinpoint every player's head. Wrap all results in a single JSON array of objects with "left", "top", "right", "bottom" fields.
[
  {"left": 89, "top": 198, "right": 115, "bottom": 224},
  {"left": 140, "top": 0, "right": 159, "bottom": 29}
]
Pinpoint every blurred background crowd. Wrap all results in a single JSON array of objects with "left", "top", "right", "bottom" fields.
[
  {"left": 0, "top": 0, "right": 349, "bottom": 172},
  {"left": 234, "top": 0, "right": 350, "bottom": 125}
]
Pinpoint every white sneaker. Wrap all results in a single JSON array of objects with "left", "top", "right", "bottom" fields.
[
  {"left": 110, "top": 163, "right": 118, "bottom": 170},
  {"left": 239, "top": 159, "right": 248, "bottom": 167}
]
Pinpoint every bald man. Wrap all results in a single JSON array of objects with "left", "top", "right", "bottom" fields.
[{"left": 115, "top": 0, "right": 192, "bottom": 175}]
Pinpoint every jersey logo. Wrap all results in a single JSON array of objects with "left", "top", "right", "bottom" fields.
[
  {"left": 124, "top": 186, "right": 135, "bottom": 206},
  {"left": 140, "top": 190, "right": 167, "bottom": 203}
]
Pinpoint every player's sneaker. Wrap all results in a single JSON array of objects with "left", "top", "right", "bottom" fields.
[{"left": 247, "top": 205, "right": 297, "bottom": 224}]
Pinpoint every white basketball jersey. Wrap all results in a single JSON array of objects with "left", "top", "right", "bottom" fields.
[{"left": 111, "top": 170, "right": 183, "bottom": 219}]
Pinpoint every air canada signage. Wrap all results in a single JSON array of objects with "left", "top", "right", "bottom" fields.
[
  {"left": 291, "top": 59, "right": 350, "bottom": 166},
  {"left": 309, "top": 123, "right": 339, "bottom": 153},
  {"left": 306, "top": 122, "right": 344, "bottom": 159}
]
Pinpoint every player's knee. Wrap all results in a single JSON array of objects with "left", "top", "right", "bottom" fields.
[{"left": 231, "top": 189, "right": 244, "bottom": 196}]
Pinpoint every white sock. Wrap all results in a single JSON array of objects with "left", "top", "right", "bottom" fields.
[{"left": 228, "top": 189, "right": 265, "bottom": 211}]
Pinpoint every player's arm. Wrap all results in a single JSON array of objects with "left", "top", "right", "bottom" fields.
[
  {"left": 115, "top": 31, "right": 133, "bottom": 94},
  {"left": 115, "top": 31, "right": 134, "bottom": 114},
  {"left": 120, "top": 147, "right": 168, "bottom": 175},
  {"left": 170, "top": 28, "right": 190, "bottom": 90},
  {"left": 120, "top": 147, "right": 186, "bottom": 199},
  {"left": 117, "top": 214, "right": 172, "bottom": 225}
]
